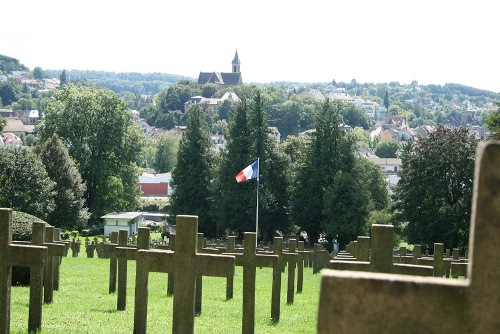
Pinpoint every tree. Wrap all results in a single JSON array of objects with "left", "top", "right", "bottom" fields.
[
  {"left": 0, "top": 81, "right": 20, "bottom": 106},
  {"left": 394, "top": 125, "right": 478, "bottom": 250},
  {"left": 384, "top": 89, "right": 390, "bottom": 110},
  {"left": 341, "top": 103, "right": 372, "bottom": 129},
  {"left": 153, "top": 133, "right": 179, "bottom": 173},
  {"left": 323, "top": 170, "right": 371, "bottom": 241},
  {"left": 249, "top": 92, "right": 290, "bottom": 241},
  {"left": 375, "top": 140, "right": 400, "bottom": 158},
  {"left": 33, "top": 67, "right": 45, "bottom": 80},
  {"left": 0, "top": 117, "right": 6, "bottom": 133},
  {"left": 289, "top": 99, "right": 356, "bottom": 245},
  {"left": 37, "top": 84, "right": 145, "bottom": 221},
  {"left": 201, "top": 83, "right": 219, "bottom": 98},
  {"left": 60, "top": 70, "right": 68, "bottom": 86},
  {"left": 214, "top": 92, "right": 291, "bottom": 241},
  {"left": 485, "top": 101, "right": 500, "bottom": 140},
  {"left": 0, "top": 147, "right": 56, "bottom": 220},
  {"left": 213, "top": 99, "right": 255, "bottom": 236},
  {"left": 170, "top": 105, "right": 216, "bottom": 236},
  {"left": 36, "top": 134, "right": 89, "bottom": 229}
]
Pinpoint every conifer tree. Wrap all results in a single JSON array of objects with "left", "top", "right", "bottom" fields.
[
  {"left": 289, "top": 99, "right": 356, "bottom": 245},
  {"left": 213, "top": 99, "right": 254, "bottom": 235},
  {"left": 170, "top": 105, "right": 216, "bottom": 236},
  {"left": 37, "top": 133, "right": 89, "bottom": 229}
]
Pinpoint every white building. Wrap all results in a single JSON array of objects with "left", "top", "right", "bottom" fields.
[{"left": 102, "top": 212, "right": 143, "bottom": 237}]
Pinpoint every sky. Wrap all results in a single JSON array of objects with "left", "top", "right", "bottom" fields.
[{"left": 2, "top": 0, "right": 499, "bottom": 92}]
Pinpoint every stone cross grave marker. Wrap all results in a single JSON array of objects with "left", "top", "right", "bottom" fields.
[
  {"left": 132, "top": 215, "right": 235, "bottom": 334},
  {"left": 224, "top": 232, "right": 278, "bottom": 333},
  {"left": 330, "top": 224, "right": 434, "bottom": 277},
  {"left": 0, "top": 208, "right": 48, "bottom": 334},
  {"left": 284, "top": 239, "right": 298, "bottom": 304},
  {"left": 271, "top": 237, "right": 283, "bottom": 321},
  {"left": 43, "top": 226, "right": 54, "bottom": 304},
  {"left": 102, "top": 231, "right": 119, "bottom": 293},
  {"left": 417, "top": 243, "right": 445, "bottom": 277},
  {"left": 194, "top": 233, "right": 227, "bottom": 314},
  {"left": 296, "top": 241, "right": 306, "bottom": 292},
  {"left": 70, "top": 237, "right": 80, "bottom": 257},
  {"left": 317, "top": 141, "right": 500, "bottom": 333},
  {"left": 167, "top": 233, "right": 175, "bottom": 296},
  {"left": 220, "top": 235, "right": 241, "bottom": 300},
  {"left": 12, "top": 222, "right": 65, "bottom": 332},
  {"left": 52, "top": 228, "right": 69, "bottom": 291},
  {"left": 114, "top": 229, "right": 137, "bottom": 311}
]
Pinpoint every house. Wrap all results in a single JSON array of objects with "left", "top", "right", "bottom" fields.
[
  {"left": 137, "top": 172, "right": 172, "bottom": 197},
  {"left": 211, "top": 134, "right": 226, "bottom": 152},
  {"left": 308, "top": 89, "right": 325, "bottom": 100},
  {"left": 3, "top": 119, "right": 26, "bottom": 137},
  {"left": 101, "top": 211, "right": 143, "bottom": 237},
  {"left": 2, "top": 133, "right": 22, "bottom": 146},
  {"left": 328, "top": 88, "right": 355, "bottom": 104},
  {"left": 197, "top": 50, "right": 242, "bottom": 87},
  {"left": 184, "top": 92, "right": 241, "bottom": 112},
  {"left": 366, "top": 157, "right": 402, "bottom": 174}
]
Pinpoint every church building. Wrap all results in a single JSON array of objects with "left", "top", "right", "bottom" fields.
[{"left": 197, "top": 50, "right": 242, "bottom": 87}]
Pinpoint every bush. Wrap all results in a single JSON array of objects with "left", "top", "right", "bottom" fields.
[{"left": 11, "top": 211, "right": 48, "bottom": 286}]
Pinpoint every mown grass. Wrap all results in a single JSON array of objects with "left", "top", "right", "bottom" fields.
[{"left": 10, "top": 254, "right": 321, "bottom": 333}]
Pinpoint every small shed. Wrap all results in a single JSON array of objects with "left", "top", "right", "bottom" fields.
[{"left": 102, "top": 211, "right": 143, "bottom": 237}]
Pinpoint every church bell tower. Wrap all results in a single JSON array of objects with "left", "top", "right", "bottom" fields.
[{"left": 232, "top": 49, "right": 240, "bottom": 73}]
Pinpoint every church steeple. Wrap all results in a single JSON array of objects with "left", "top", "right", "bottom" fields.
[{"left": 232, "top": 49, "right": 240, "bottom": 73}]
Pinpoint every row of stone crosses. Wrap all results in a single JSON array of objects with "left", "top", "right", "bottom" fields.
[{"left": 1, "top": 141, "right": 499, "bottom": 333}]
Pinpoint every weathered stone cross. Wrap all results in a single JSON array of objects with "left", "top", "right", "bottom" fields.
[
  {"left": 317, "top": 141, "right": 500, "bottom": 332},
  {"left": 132, "top": 215, "right": 235, "bottom": 334},
  {"left": 12, "top": 222, "right": 65, "bottom": 332},
  {"left": 114, "top": 229, "right": 138, "bottom": 311},
  {"left": 102, "top": 231, "right": 119, "bottom": 293},
  {"left": 224, "top": 232, "right": 278, "bottom": 333},
  {"left": 0, "top": 208, "right": 48, "bottom": 334},
  {"left": 330, "top": 224, "right": 434, "bottom": 276}
]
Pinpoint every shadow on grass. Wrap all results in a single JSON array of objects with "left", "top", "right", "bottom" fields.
[
  {"left": 268, "top": 318, "right": 280, "bottom": 327},
  {"left": 92, "top": 308, "right": 120, "bottom": 314}
]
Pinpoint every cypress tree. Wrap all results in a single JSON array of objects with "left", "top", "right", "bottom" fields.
[{"left": 170, "top": 106, "right": 216, "bottom": 236}]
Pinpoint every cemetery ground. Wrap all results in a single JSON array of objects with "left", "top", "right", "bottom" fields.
[{"left": 9, "top": 249, "right": 321, "bottom": 333}]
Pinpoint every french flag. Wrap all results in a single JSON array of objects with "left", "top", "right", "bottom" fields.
[{"left": 235, "top": 160, "right": 259, "bottom": 183}]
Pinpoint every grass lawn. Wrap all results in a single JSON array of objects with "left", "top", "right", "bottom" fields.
[{"left": 10, "top": 252, "right": 321, "bottom": 333}]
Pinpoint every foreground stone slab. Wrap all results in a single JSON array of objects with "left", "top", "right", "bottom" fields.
[{"left": 317, "top": 141, "right": 500, "bottom": 333}]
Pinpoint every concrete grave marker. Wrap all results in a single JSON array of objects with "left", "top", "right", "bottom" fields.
[
  {"left": 284, "top": 239, "right": 298, "bottom": 304},
  {"left": 12, "top": 222, "right": 65, "bottom": 332},
  {"left": 417, "top": 243, "right": 445, "bottom": 277},
  {"left": 102, "top": 231, "right": 119, "bottom": 293},
  {"left": 115, "top": 229, "right": 137, "bottom": 311},
  {"left": 224, "top": 232, "right": 278, "bottom": 332},
  {"left": 132, "top": 215, "right": 235, "bottom": 334},
  {"left": 317, "top": 141, "right": 500, "bottom": 333},
  {"left": 0, "top": 209, "right": 48, "bottom": 334},
  {"left": 330, "top": 224, "right": 434, "bottom": 277}
]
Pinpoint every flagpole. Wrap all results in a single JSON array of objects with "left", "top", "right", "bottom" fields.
[{"left": 256, "top": 157, "right": 259, "bottom": 241}]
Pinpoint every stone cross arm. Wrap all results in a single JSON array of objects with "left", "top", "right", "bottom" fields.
[
  {"left": 115, "top": 246, "right": 138, "bottom": 260},
  {"left": 7, "top": 244, "right": 47, "bottom": 267},
  {"left": 224, "top": 252, "right": 277, "bottom": 268},
  {"left": 13, "top": 241, "right": 65, "bottom": 257},
  {"left": 196, "top": 253, "right": 235, "bottom": 277},
  {"left": 136, "top": 249, "right": 175, "bottom": 273}
]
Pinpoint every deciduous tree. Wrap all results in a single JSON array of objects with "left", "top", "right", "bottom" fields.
[
  {"left": 37, "top": 84, "right": 144, "bottom": 221},
  {"left": 0, "top": 147, "right": 55, "bottom": 220},
  {"left": 485, "top": 101, "right": 500, "bottom": 140},
  {"left": 394, "top": 125, "right": 478, "bottom": 250}
]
